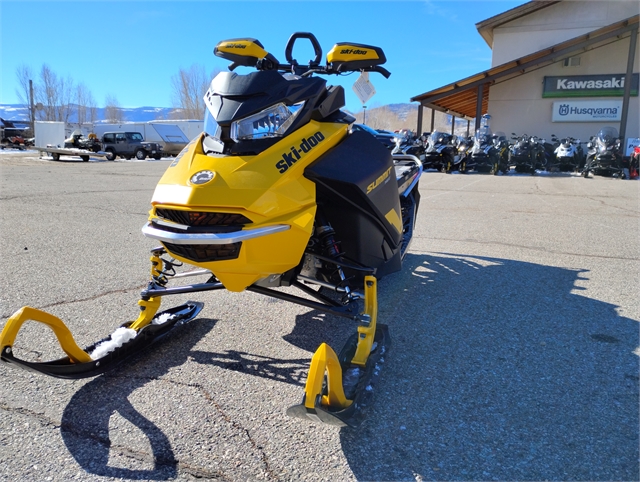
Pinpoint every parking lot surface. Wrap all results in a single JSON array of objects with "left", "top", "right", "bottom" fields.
[{"left": 0, "top": 151, "right": 638, "bottom": 481}]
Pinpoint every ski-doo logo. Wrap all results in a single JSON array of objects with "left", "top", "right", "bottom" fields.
[
  {"left": 366, "top": 166, "right": 392, "bottom": 194},
  {"left": 224, "top": 43, "right": 247, "bottom": 49},
  {"left": 275, "top": 132, "right": 325, "bottom": 173},
  {"left": 340, "top": 49, "right": 368, "bottom": 55}
]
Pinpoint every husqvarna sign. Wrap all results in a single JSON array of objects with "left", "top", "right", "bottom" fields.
[
  {"left": 543, "top": 74, "right": 639, "bottom": 98},
  {"left": 552, "top": 100, "right": 623, "bottom": 122}
]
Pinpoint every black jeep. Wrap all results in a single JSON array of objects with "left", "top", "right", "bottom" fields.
[{"left": 101, "top": 132, "right": 163, "bottom": 160}]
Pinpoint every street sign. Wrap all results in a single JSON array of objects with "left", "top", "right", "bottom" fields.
[{"left": 352, "top": 72, "right": 376, "bottom": 105}]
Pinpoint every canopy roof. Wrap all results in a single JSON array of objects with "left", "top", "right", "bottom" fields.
[{"left": 410, "top": 15, "right": 639, "bottom": 121}]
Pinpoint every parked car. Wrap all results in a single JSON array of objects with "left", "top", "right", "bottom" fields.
[
  {"left": 101, "top": 132, "right": 163, "bottom": 161},
  {"left": 351, "top": 123, "right": 396, "bottom": 149}
]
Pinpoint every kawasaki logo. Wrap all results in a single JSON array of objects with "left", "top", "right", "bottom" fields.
[
  {"left": 275, "top": 132, "right": 325, "bottom": 173},
  {"left": 557, "top": 77, "right": 624, "bottom": 90}
]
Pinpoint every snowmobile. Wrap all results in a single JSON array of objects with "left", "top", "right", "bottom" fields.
[
  {"left": 64, "top": 130, "right": 102, "bottom": 153},
  {"left": 582, "top": 126, "right": 624, "bottom": 178},
  {"left": 0, "top": 33, "right": 422, "bottom": 428},
  {"left": 422, "top": 131, "right": 456, "bottom": 172},
  {"left": 467, "top": 115, "right": 503, "bottom": 174}
]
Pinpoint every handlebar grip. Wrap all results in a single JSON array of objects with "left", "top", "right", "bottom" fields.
[{"left": 373, "top": 66, "right": 391, "bottom": 78}]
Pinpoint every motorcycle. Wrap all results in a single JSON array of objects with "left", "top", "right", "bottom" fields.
[
  {"left": 0, "top": 33, "right": 422, "bottom": 428},
  {"left": 422, "top": 131, "right": 457, "bottom": 172},
  {"left": 583, "top": 127, "right": 624, "bottom": 178},
  {"left": 551, "top": 135, "right": 584, "bottom": 172},
  {"left": 510, "top": 133, "right": 546, "bottom": 174}
]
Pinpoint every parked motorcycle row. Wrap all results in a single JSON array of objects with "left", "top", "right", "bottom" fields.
[{"left": 388, "top": 116, "right": 637, "bottom": 179}]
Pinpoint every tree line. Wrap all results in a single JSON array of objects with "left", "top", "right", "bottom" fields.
[{"left": 14, "top": 63, "right": 220, "bottom": 126}]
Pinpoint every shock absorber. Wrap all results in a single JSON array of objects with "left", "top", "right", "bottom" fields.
[{"left": 315, "top": 215, "right": 354, "bottom": 301}]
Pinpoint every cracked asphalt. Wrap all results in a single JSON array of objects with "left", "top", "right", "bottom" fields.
[{"left": 0, "top": 151, "right": 638, "bottom": 481}]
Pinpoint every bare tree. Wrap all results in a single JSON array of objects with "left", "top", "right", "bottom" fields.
[
  {"left": 104, "top": 94, "right": 124, "bottom": 122},
  {"left": 170, "top": 64, "right": 219, "bottom": 120},
  {"left": 75, "top": 83, "right": 98, "bottom": 125},
  {"left": 34, "top": 64, "right": 75, "bottom": 122}
]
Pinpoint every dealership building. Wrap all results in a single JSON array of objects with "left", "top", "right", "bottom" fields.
[{"left": 411, "top": 0, "right": 639, "bottom": 153}]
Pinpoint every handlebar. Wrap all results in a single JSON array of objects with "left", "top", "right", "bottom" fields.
[{"left": 284, "top": 32, "right": 322, "bottom": 66}]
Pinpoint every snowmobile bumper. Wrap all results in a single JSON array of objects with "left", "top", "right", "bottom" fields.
[{"left": 0, "top": 301, "right": 203, "bottom": 379}]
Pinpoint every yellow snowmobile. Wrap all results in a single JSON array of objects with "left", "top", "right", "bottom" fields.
[{"left": 1, "top": 33, "right": 422, "bottom": 427}]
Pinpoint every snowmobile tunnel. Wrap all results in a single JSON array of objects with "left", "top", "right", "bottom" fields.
[{"left": 410, "top": 15, "right": 639, "bottom": 137}]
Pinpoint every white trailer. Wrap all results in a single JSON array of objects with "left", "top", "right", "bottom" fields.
[{"left": 35, "top": 121, "right": 65, "bottom": 148}]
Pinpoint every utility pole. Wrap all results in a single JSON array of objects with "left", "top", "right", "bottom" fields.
[{"left": 29, "top": 79, "right": 35, "bottom": 135}]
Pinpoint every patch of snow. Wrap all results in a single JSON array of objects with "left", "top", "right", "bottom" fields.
[
  {"left": 152, "top": 312, "right": 176, "bottom": 325},
  {"left": 89, "top": 327, "right": 137, "bottom": 360}
]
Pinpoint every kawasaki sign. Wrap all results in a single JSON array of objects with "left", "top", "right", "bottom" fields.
[
  {"left": 543, "top": 73, "right": 639, "bottom": 98},
  {"left": 552, "top": 100, "right": 622, "bottom": 122}
]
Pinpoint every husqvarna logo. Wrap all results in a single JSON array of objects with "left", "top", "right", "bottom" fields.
[
  {"left": 275, "top": 132, "right": 325, "bottom": 173},
  {"left": 559, "top": 104, "right": 570, "bottom": 116}
]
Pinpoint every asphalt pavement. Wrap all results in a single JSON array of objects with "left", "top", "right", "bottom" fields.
[{"left": 0, "top": 151, "right": 638, "bottom": 481}]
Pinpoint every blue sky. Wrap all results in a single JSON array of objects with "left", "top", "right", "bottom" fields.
[{"left": 0, "top": 0, "right": 524, "bottom": 113}]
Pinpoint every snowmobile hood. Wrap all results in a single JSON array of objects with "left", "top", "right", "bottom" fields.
[{"left": 145, "top": 121, "right": 348, "bottom": 291}]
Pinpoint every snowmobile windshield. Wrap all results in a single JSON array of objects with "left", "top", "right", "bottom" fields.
[
  {"left": 430, "top": 131, "right": 446, "bottom": 144},
  {"left": 596, "top": 126, "right": 618, "bottom": 145},
  {"left": 474, "top": 126, "right": 492, "bottom": 146}
]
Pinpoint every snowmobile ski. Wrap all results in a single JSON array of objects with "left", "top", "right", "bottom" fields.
[{"left": 0, "top": 302, "right": 203, "bottom": 379}]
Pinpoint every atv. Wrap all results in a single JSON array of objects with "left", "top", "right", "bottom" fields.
[{"left": 0, "top": 33, "right": 422, "bottom": 428}]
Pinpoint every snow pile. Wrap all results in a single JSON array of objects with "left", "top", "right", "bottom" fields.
[
  {"left": 89, "top": 327, "right": 137, "bottom": 360},
  {"left": 153, "top": 312, "right": 176, "bottom": 325}
]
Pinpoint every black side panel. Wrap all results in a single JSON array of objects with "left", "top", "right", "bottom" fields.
[{"left": 305, "top": 130, "right": 403, "bottom": 278}]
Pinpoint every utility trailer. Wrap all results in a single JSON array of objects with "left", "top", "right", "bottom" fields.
[{"left": 35, "top": 146, "right": 108, "bottom": 162}]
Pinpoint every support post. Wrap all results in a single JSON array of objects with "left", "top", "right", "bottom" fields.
[
  {"left": 416, "top": 104, "right": 423, "bottom": 135},
  {"left": 451, "top": 115, "right": 456, "bottom": 135},
  {"left": 475, "top": 83, "right": 485, "bottom": 132},
  {"left": 466, "top": 119, "right": 470, "bottom": 137},
  {"left": 430, "top": 108, "right": 435, "bottom": 132},
  {"left": 619, "top": 27, "right": 638, "bottom": 143}
]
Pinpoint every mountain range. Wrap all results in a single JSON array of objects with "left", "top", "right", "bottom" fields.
[{"left": 0, "top": 103, "right": 419, "bottom": 125}]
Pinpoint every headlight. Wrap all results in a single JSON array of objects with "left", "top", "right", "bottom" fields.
[{"left": 230, "top": 102, "right": 304, "bottom": 142}]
